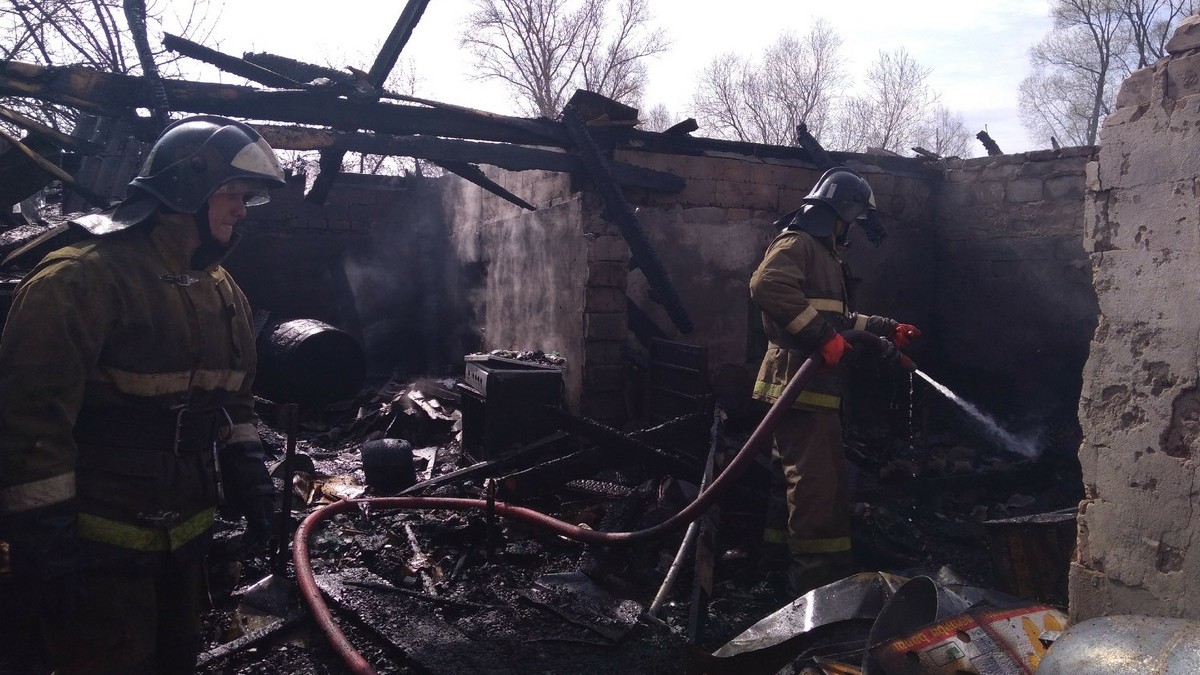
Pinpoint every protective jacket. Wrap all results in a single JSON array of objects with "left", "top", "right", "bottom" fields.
[
  {"left": 0, "top": 211, "right": 272, "bottom": 567},
  {"left": 749, "top": 227, "right": 896, "bottom": 411}
]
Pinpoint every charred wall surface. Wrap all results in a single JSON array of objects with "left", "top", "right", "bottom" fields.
[
  {"left": 932, "top": 149, "right": 1098, "bottom": 448},
  {"left": 441, "top": 148, "right": 1098, "bottom": 433},
  {"left": 225, "top": 172, "right": 454, "bottom": 376},
  {"left": 1072, "top": 15, "right": 1200, "bottom": 622},
  {"left": 443, "top": 169, "right": 599, "bottom": 415}
]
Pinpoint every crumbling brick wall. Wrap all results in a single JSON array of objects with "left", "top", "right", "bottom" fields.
[{"left": 1072, "top": 14, "right": 1200, "bottom": 622}]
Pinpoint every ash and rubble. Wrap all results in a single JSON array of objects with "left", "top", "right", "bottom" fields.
[{"left": 185, "top": 351, "right": 1080, "bottom": 675}]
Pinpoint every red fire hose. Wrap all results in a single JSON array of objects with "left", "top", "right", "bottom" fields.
[{"left": 292, "top": 331, "right": 907, "bottom": 674}]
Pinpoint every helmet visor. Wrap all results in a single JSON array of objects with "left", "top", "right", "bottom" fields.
[{"left": 213, "top": 179, "right": 273, "bottom": 207}]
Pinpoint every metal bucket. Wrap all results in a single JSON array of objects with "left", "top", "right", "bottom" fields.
[{"left": 255, "top": 319, "right": 366, "bottom": 406}]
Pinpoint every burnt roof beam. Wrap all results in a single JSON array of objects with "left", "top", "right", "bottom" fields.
[
  {"left": 0, "top": 61, "right": 568, "bottom": 147},
  {"left": 563, "top": 103, "right": 693, "bottom": 334},
  {"left": 367, "top": 0, "right": 432, "bottom": 87},
  {"left": 254, "top": 124, "right": 685, "bottom": 193},
  {"left": 434, "top": 160, "right": 536, "bottom": 211},
  {"left": 162, "top": 33, "right": 302, "bottom": 89}
]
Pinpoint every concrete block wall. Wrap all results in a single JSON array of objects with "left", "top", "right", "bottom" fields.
[
  {"left": 931, "top": 150, "right": 1098, "bottom": 434},
  {"left": 1072, "top": 15, "right": 1200, "bottom": 621}
]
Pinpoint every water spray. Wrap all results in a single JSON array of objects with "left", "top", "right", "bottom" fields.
[{"left": 914, "top": 369, "right": 1042, "bottom": 460}]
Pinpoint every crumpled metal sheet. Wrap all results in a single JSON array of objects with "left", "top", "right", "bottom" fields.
[{"left": 713, "top": 572, "right": 910, "bottom": 658}]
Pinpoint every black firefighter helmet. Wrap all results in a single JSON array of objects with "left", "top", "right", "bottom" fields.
[
  {"left": 776, "top": 167, "right": 888, "bottom": 246},
  {"left": 74, "top": 115, "right": 287, "bottom": 235}
]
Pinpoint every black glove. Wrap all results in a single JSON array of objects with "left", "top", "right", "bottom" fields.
[
  {"left": 218, "top": 439, "right": 278, "bottom": 553},
  {"left": 3, "top": 502, "right": 89, "bottom": 611},
  {"left": 241, "top": 495, "right": 276, "bottom": 553}
]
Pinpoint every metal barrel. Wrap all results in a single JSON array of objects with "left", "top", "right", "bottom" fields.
[
  {"left": 255, "top": 318, "right": 366, "bottom": 406},
  {"left": 1038, "top": 615, "right": 1200, "bottom": 675}
]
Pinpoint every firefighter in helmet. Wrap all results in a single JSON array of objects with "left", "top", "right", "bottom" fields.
[
  {"left": 749, "top": 167, "right": 921, "bottom": 596},
  {"left": 0, "top": 115, "right": 286, "bottom": 671}
]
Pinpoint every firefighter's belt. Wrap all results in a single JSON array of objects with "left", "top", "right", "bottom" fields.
[{"left": 74, "top": 406, "right": 230, "bottom": 454}]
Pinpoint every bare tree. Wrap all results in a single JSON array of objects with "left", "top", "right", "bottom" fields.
[
  {"left": 1122, "top": 0, "right": 1196, "bottom": 68},
  {"left": 1018, "top": 0, "right": 1194, "bottom": 147},
  {"left": 913, "top": 105, "right": 974, "bottom": 157},
  {"left": 830, "top": 47, "right": 937, "bottom": 154},
  {"left": 1019, "top": 33, "right": 1102, "bottom": 146},
  {"left": 640, "top": 102, "right": 676, "bottom": 132},
  {"left": 461, "top": 0, "right": 667, "bottom": 118},
  {"left": 690, "top": 21, "right": 846, "bottom": 145},
  {"left": 0, "top": 0, "right": 220, "bottom": 131}
]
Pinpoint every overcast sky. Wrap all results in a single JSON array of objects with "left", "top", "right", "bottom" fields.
[{"left": 200, "top": 0, "right": 1056, "bottom": 155}]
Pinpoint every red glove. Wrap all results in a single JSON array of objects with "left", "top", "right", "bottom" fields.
[
  {"left": 892, "top": 323, "right": 922, "bottom": 349},
  {"left": 819, "top": 333, "right": 851, "bottom": 368}
]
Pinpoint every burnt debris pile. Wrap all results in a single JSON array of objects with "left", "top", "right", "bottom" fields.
[{"left": 182, "top": 351, "right": 1079, "bottom": 675}]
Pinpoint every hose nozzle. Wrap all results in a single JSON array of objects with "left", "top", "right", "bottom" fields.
[{"left": 841, "top": 329, "right": 917, "bottom": 372}]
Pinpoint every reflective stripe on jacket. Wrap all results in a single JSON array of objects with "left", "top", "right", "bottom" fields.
[
  {"left": 0, "top": 211, "right": 262, "bottom": 560},
  {"left": 749, "top": 228, "right": 895, "bottom": 411}
]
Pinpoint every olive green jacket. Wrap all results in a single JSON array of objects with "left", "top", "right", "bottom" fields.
[
  {"left": 0, "top": 212, "right": 265, "bottom": 562},
  {"left": 749, "top": 228, "right": 896, "bottom": 411}
]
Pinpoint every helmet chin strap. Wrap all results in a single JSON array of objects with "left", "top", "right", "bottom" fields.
[{"left": 190, "top": 207, "right": 227, "bottom": 269}]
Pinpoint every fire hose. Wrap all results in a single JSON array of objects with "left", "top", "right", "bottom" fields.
[{"left": 292, "top": 330, "right": 913, "bottom": 675}]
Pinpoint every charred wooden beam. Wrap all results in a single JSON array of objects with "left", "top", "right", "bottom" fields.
[
  {"left": 434, "top": 160, "right": 536, "bottom": 211},
  {"left": 563, "top": 104, "right": 693, "bottom": 334},
  {"left": 590, "top": 124, "right": 817, "bottom": 164},
  {"left": 0, "top": 61, "right": 567, "bottom": 147},
  {"left": 255, "top": 125, "right": 684, "bottom": 193},
  {"left": 0, "top": 127, "right": 106, "bottom": 208},
  {"left": 977, "top": 130, "right": 1003, "bottom": 156},
  {"left": 162, "top": 33, "right": 301, "bottom": 89},
  {"left": 367, "top": 0, "right": 432, "bottom": 86},
  {"left": 687, "top": 405, "right": 726, "bottom": 644},
  {"left": 305, "top": 148, "right": 344, "bottom": 204},
  {"left": 498, "top": 447, "right": 606, "bottom": 499},
  {"left": 794, "top": 122, "right": 833, "bottom": 169},
  {"left": 241, "top": 53, "right": 356, "bottom": 88},
  {"left": 0, "top": 105, "right": 97, "bottom": 153},
  {"left": 123, "top": 0, "right": 169, "bottom": 128},
  {"left": 663, "top": 118, "right": 699, "bottom": 135},
  {"left": 398, "top": 431, "right": 571, "bottom": 496}
]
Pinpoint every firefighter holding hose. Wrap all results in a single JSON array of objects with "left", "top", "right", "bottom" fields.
[
  {"left": 750, "top": 167, "right": 921, "bottom": 596},
  {"left": 0, "top": 116, "right": 285, "bottom": 671}
]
